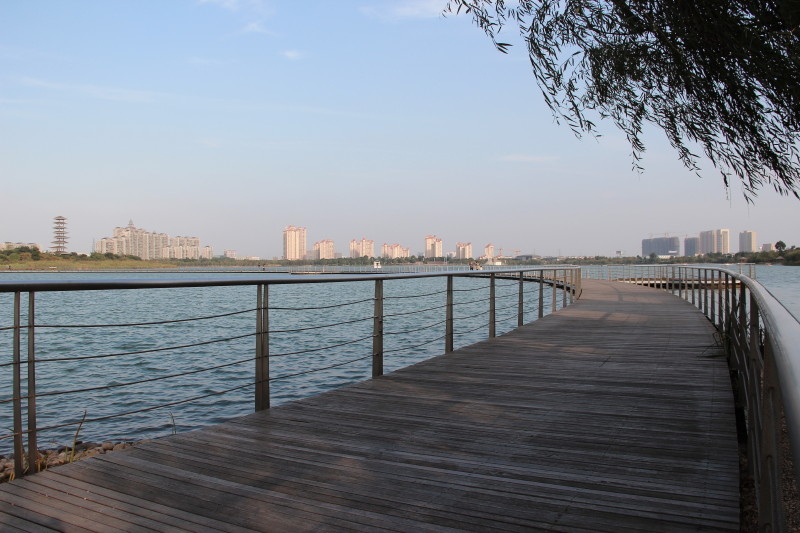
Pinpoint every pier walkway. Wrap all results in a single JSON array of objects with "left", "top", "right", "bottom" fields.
[{"left": 0, "top": 280, "right": 740, "bottom": 531}]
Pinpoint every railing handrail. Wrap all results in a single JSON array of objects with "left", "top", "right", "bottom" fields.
[{"left": 0, "top": 266, "right": 578, "bottom": 293}]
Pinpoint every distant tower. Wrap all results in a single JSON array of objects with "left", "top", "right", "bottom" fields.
[{"left": 52, "top": 216, "right": 69, "bottom": 254}]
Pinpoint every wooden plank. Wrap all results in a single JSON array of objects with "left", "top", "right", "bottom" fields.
[{"left": 0, "top": 280, "right": 740, "bottom": 531}]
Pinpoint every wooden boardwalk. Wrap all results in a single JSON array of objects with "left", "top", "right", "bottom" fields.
[{"left": 0, "top": 280, "right": 740, "bottom": 532}]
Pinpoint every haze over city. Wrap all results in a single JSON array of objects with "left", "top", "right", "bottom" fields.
[{"left": 2, "top": 0, "right": 798, "bottom": 258}]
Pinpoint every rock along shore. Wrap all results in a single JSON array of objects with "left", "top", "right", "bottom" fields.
[{"left": 0, "top": 440, "right": 138, "bottom": 483}]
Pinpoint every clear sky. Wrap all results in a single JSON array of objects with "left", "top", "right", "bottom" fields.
[{"left": 2, "top": 0, "right": 798, "bottom": 258}]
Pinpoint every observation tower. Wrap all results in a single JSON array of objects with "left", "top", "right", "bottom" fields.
[{"left": 52, "top": 216, "right": 68, "bottom": 254}]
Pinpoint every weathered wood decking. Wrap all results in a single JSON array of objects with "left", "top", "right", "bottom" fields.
[{"left": 0, "top": 280, "right": 740, "bottom": 532}]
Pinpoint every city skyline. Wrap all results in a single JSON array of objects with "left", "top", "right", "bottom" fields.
[{"left": 2, "top": 1, "right": 798, "bottom": 258}]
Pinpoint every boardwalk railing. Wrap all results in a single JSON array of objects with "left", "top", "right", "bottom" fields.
[
  {"left": 589, "top": 264, "right": 799, "bottom": 532},
  {"left": 1, "top": 267, "right": 580, "bottom": 480}
]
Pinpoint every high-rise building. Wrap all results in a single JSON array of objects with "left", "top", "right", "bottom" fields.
[
  {"left": 761, "top": 243, "right": 776, "bottom": 252},
  {"left": 201, "top": 246, "right": 214, "bottom": 259},
  {"left": 283, "top": 226, "right": 307, "bottom": 260},
  {"left": 484, "top": 243, "right": 495, "bottom": 259},
  {"left": 424, "top": 235, "right": 443, "bottom": 258},
  {"left": 95, "top": 221, "right": 204, "bottom": 260},
  {"left": 381, "top": 243, "right": 411, "bottom": 258},
  {"left": 684, "top": 237, "right": 700, "bottom": 257},
  {"left": 349, "top": 238, "right": 374, "bottom": 258},
  {"left": 739, "top": 231, "right": 758, "bottom": 253},
  {"left": 455, "top": 242, "right": 473, "bottom": 259},
  {"left": 641, "top": 236, "right": 680, "bottom": 257},
  {"left": 224, "top": 250, "right": 237, "bottom": 259},
  {"left": 313, "top": 239, "right": 336, "bottom": 259},
  {"left": 52, "top": 216, "right": 68, "bottom": 254},
  {"left": 698, "top": 229, "right": 730, "bottom": 255}
]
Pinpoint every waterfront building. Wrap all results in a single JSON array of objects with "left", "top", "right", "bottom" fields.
[
  {"left": 313, "top": 239, "right": 336, "bottom": 260},
  {"left": 484, "top": 243, "right": 495, "bottom": 259},
  {"left": 761, "top": 243, "right": 776, "bottom": 252},
  {"left": 739, "top": 231, "right": 758, "bottom": 253},
  {"left": 95, "top": 221, "right": 204, "bottom": 260},
  {"left": 684, "top": 237, "right": 700, "bottom": 257},
  {"left": 224, "top": 250, "right": 237, "bottom": 259},
  {"left": 381, "top": 243, "right": 411, "bottom": 259},
  {"left": 283, "top": 226, "right": 307, "bottom": 261},
  {"left": 641, "top": 236, "right": 680, "bottom": 257},
  {"left": 349, "top": 238, "right": 374, "bottom": 258},
  {"left": 698, "top": 229, "right": 730, "bottom": 255},
  {"left": 201, "top": 246, "right": 214, "bottom": 259},
  {"left": 425, "top": 235, "right": 443, "bottom": 258},
  {"left": 455, "top": 242, "right": 473, "bottom": 259}
]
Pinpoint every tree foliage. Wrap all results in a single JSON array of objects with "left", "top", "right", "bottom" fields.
[{"left": 446, "top": 0, "right": 800, "bottom": 199}]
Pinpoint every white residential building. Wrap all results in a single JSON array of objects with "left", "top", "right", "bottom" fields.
[
  {"left": 424, "top": 235, "right": 443, "bottom": 258},
  {"left": 698, "top": 229, "right": 730, "bottom": 255},
  {"left": 484, "top": 243, "right": 495, "bottom": 259},
  {"left": 381, "top": 243, "right": 411, "bottom": 259},
  {"left": 455, "top": 242, "right": 473, "bottom": 259},
  {"left": 283, "top": 226, "right": 307, "bottom": 260},
  {"left": 313, "top": 239, "right": 336, "bottom": 260},
  {"left": 738, "top": 231, "right": 758, "bottom": 253},
  {"left": 95, "top": 221, "right": 203, "bottom": 260},
  {"left": 349, "top": 238, "right": 375, "bottom": 258}
]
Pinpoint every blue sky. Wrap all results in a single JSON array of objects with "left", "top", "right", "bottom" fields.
[{"left": 2, "top": 0, "right": 798, "bottom": 258}]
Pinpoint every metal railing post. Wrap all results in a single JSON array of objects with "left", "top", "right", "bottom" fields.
[
  {"left": 562, "top": 269, "right": 567, "bottom": 308},
  {"left": 710, "top": 271, "right": 716, "bottom": 326},
  {"left": 446, "top": 276, "right": 454, "bottom": 352},
  {"left": 552, "top": 273, "right": 557, "bottom": 313},
  {"left": 27, "top": 292, "right": 38, "bottom": 473},
  {"left": 12, "top": 292, "right": 24, "bottom": 477},
  {"left": 373, "top": 279, "right": 384, "bottom": 376},
  {"left": 255, "top": 284, "right": 270, "bottom": 411},
  {"left": 538, "top": 270, "right": 544, "bottom": 318},
  {"left": 517, "top": 272, "right": 524, "bottom": 327},
  {"left": 489, "top": 273, "right": 496, "bottom": 338}
]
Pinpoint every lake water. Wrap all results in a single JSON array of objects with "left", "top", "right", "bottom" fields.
[
  {"left": 0, "top": 271, "right": 563, "bottom": 453},
  {"left": 1, "top": 265, "right": 797, "bottom": 454}
]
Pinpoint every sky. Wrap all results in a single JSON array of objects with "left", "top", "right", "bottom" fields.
[{"left": 2, "top": 0, "right": 799, "bottom": 259}]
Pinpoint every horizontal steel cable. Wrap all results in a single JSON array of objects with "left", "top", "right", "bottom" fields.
[
  {"left": 453, "top": 321, "right": 490, "bottom": 336},
  {"left": 0, "top": 331, "right": 256, "bottom": 366},
  {"left": 384, "top": 319, "right": 446, "bottom": 336},
  {"left": 268, "top": 315, "right": 372, "bottom": 334},
  {"left": 31, "top": 307, "right": 257, "bottom": 329},
  {"left": 383, "top": 333, "right": 446, "bottom": 354},
  {"left": 268, "top": 334, "right": 373, "bottom": 357},
  {"left": 0, "top": 380, "right": 258, "bottom": 441},
  {"left": 384, "top": 302, "right": 447, "bottom": 318},
  {"left": 269, "top": 353, "right": 372, "bottom": 382},
  {"left": 452, "top": 284, "right": 490, "bottom": 292},
  {"left": 384, "top": 289, "right": 446, "bottom": 300},
  {"left": 453, "top": 309, "right": 490, "bottom": 321},
  {"left": 1, "top": 356, "right": 253, "bottom": 404},
  {"left": 452, "top": 295, "right": 490, "bottom": 307},
  {"left": 270, "top": 297, "right": 374, "bottom": 311}
]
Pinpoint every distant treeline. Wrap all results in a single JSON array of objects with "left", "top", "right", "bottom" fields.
[{"left": 2, "top": 245, "right": 799, "bottom": 269}]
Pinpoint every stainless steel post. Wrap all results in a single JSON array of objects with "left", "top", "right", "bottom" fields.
[
  {"left": 255, "top": 284, "right": 270, "bottom": 411},
  {"left": 372, "top": 279, "right": 384, "bottom": 376},
  {"left": 517, "top": 272, "right": 524, "bottom": 327},
  {"left": 538, "top": 270, "right": 544, "bottom": 318},
  {"left": 489, "top": 274, "right": 496, "bottom": 338},
  {"left": 446, "top": 276, "right": 454, "bottom": 352},
  {"left": 27, "top": 292, "right": 38, "bottom": 472},
  {"left": 12, "top": 292, "right": 24, "bottom": 477}
]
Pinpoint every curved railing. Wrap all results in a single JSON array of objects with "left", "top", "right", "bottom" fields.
[
  {"left": 591, "top": 264, "right": 799, "bottom": 531},
  {"left": 0, "top": 267, "right": 581, "bottom": 480}
]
